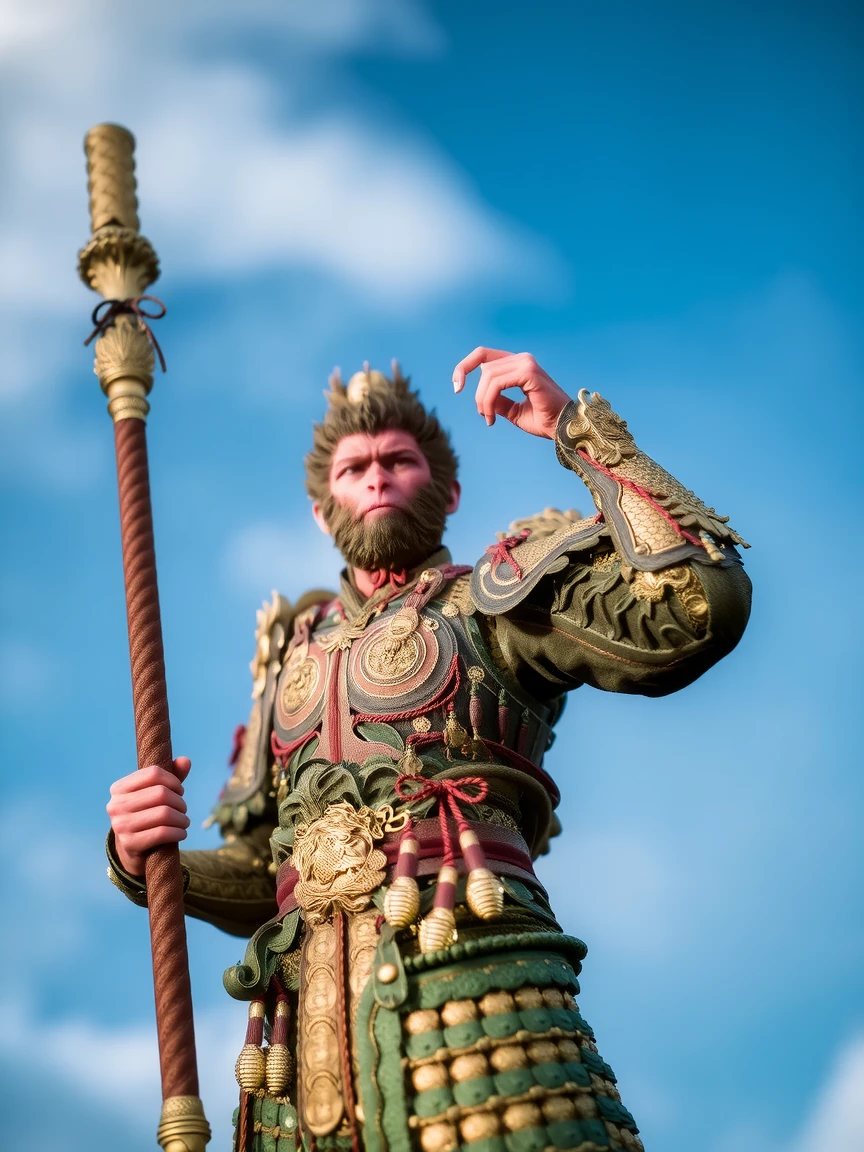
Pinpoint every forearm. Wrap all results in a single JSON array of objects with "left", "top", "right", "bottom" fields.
[{"left": 106, "top": 823, "right": 277, "bottom": 938}]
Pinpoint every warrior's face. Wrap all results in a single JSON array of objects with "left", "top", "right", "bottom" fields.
[{"left": 312, "top": 428, "right": 460, "bottom": 572}]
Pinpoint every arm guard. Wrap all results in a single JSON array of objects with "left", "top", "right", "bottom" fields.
[{"left": 555, "top": 390, "right": 748, "bottom": 575}]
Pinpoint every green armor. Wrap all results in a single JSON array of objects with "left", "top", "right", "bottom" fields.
[{"left": 107, "top": 392, "right": 752, "bottom": 1152}]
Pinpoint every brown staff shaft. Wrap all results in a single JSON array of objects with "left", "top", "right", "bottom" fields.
[{"left": 79, "top": 123, "right": 210, "bottom": 1151}]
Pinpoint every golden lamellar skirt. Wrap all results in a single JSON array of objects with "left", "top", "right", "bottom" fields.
[{"left": 234, "top": 912, "right": 643, "bottom": 1152}]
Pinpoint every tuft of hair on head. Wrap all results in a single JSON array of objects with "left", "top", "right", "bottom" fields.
[{"left": 305, "top": 361, "right": 458, "bottom": 506}]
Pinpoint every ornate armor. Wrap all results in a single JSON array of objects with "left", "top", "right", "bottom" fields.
[{"left": 108, "top": 394, "right": 752, "bottom": 1152}]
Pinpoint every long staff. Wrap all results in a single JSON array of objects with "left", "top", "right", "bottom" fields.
[{"left": 78, "top": 123, "right": 211, "bottom": 1152}]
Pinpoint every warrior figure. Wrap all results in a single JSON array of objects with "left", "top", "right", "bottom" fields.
[{"left": 107, "top": 348, "right": 751, "bottom": 1152}]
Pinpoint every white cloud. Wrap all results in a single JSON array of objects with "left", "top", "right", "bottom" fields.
[
  {"left": 0, "top": 0, "right": 557, "bottom": 489},
  {"left": 789, "top": 1034, "right": 864, "bottom": 1152},
  {"left": 223, "top": 518, "right": 343, "bottom": 600},
  {"left": 0, "top": 996, "right": 243, "bottom": 1145},
  {"left": 0, "top": 0, "right": 551, "bottom": 315}
]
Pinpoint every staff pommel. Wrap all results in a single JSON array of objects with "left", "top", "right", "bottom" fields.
[{"left": 79, "top": 123, "right": 162, "bottom": 422}]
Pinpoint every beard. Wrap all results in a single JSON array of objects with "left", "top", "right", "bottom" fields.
[{"left": 320, "top": 484, "right": 448, "bottom": 573}]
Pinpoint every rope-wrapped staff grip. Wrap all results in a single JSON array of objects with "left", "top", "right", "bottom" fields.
[{"left": 78, "top": 123, "right": 210, "bottom": 1152}]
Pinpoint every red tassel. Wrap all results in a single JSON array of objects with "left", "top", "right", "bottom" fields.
[{"left": 384, "top": 817, "right": 421, "bottom": 928}]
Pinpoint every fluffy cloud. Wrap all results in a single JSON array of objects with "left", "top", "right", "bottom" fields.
[
  {"left": 223, "top": 519, "right": 343, "bottom": 600},
  {"left": 789, "top": 1034, "right": 864, "bottom": 1152}
]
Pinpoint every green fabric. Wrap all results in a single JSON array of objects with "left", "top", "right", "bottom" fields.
[{"left": 484, "top": 550, "right": 752, "bottom": 700}]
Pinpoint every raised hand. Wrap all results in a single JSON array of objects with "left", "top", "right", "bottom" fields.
[
  {"left": 452, "top": 347, "right": 571, "bottom": 440},
  {"left": 107, "top": 757, "right": 192, "bottom": 877}
]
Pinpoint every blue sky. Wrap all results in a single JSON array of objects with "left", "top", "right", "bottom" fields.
[{"left": 1, "top": 2, "right": 862, "bottom": 1150}]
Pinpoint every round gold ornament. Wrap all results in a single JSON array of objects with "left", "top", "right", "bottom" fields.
[
  {"left": 479, "top": 991, "right": 515, "bottom": 1016},
  {"left": 412, "top": 1063, "right": 449, "bottom": 1092},
  {"left": 514, "top": 987, "right": 544, "bottom": 1010},
  {"left": 557, "top": 1038, "right": 582, "bottom": 1062},
  {"left": 440, "top": 999, "right": 478, "bottom": 1026},
  {"left": 235, "top": 1043, "right": 266, "bottom": 1090},
  {"left": 418, "top": 905, "right": 457, "bottom": 953},
  {"left": 465, "top": 868, "right": 505, "bottom": 920},
  {"left": 265, "top": 1043, "right": 292, "bottom": 1096},
  {"left": 460, "top": 1113, "right": 501, "bottom": 1143},
  {"left": 502, "top": 1103, "right": 543, "bottom": 1132},
  {"left": 404, "top": 1009, "right": 440, "bottom": 1035},
  {"left": 449, "top": 1053, "right": 489, "bottom": 1082},
  {"left": 525, "top": 1040, "right": 559, "bottom": 1065},
  {"left": 383, "top": 874, "right": 421, "bottom": 928},
  {"left": 542, "top": 1097, "right": 576, "bottom": 1123},
  {"left": 489, "top": 1044, "right": 528, "bottom": 1072},
  {"left": 420, "top": 1122, "right": 458, "bottom": 1152}
]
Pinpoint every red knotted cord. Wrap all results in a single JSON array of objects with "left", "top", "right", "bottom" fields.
[
  {"left": 395, "top": 774, "right": 488, "bottom": 868},
  {"left": 369, "top": 567, "right": 408, "bottom": 592},
  {"left": 576, "top": 450, "right": 704, "bottom": 548},
  {"left": 485, "top": 530, "right": 531, "bottom": 580}
]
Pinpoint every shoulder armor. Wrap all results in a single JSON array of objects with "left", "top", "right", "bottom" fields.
[
  {"left": 470, "top": 509, "right": 607, "bottom": 615},
  {"left": 211, "top": 588, "right": 334, "bottom": 831}
]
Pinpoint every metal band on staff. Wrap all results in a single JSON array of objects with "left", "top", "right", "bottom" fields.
[{"left": 78, "top": 122, "right": 211, "bottom": 1152}]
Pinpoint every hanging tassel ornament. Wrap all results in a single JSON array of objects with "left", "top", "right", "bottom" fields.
[
  {"left": 265, "top": 994, "right": 292, "bottom": 1097},
  {"left": 498, "top": 689, "right": 511, "bottom": 744},
  {"left": 418, "top": 865, "right": 458, "bottom": 952},
  {"left": 443, "top": 707, "right": 468, "bottom": 760},
  {"left": 384, "top": 817, "right": 421, "bottom": 928},
  {"left": 397, "top": 741, "right": 425, "bottom": 775},
  {"left": 464, "top": 666, "right": 487, "bottom": 760},
  {"left": 395, "top": 772, "right": 500, "bottom": 953},
  {"left": 235, "top": 999, "right": 267, "bottom": 1091},
  {"left": 460, "top": 826, "right": 505, "bottom": 920}
]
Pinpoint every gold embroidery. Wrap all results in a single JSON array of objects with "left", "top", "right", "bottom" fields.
[
  {"left": 299, "top": 921, "right": 343, "bottom": 1135},
  {"left": 280, "top": 652, "right": 319, "bottom": 715},
  {"left": 630, "top": 564, "right": 710, "bottom": 631},
  {"left": 318, "top": 604, "right": 380, "bottom": 654},
  {"left": 438, "top": 572, "right": 474, "bottom": 616},
  {"left": 292, "top": 803, "right": 387, "bottom": 926},
  {"left": 362, "top": 631, "right": 423, "bottom": 684},
  {"left": 251, "top": 592, "right": 293, "bottom": 699}
]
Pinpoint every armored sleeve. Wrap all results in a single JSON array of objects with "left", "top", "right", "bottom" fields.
[
  {"left": 470, "top": 391, "right": 752, "bottom": 698},
  {"left": 106, "top": 591, "right": 332, "bottom": 936}
]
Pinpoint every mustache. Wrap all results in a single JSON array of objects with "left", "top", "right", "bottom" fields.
[{"left": 320, "top": 486, "right": 448, "bottom": 572}]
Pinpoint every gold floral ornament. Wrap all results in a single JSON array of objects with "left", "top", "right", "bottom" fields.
[{"left": 292, "top": 802, "right": 388, "bottom": 926}]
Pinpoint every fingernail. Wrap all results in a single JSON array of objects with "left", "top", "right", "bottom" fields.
[
  {"left": 485, "top": 415, "right": 494, "bottom": 426},
  {"left": 453, "top": 379, "right": 459, "bottom": 392}
]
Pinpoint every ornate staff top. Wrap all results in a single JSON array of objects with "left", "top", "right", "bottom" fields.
[{"left": 78, "top": 123, "right": 163, "bottom": 424}]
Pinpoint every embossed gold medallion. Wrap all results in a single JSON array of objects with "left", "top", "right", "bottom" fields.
[{"left": 292, "top": 803, "right": 387, "bottom": 926}]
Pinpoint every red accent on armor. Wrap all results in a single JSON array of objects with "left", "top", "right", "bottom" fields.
[
  {"left": 328, "top": 648, "right": 345, "bottom": 762},
  {"left": 271, "top": 729, "right": 318, "bottom": 768},
  {"left": 228, "top": 724, "right": 246, "bottom": 766},
  {"left": 576, "top": 449, "right": 704, "bottom": 548},
  {"left": 439, "top": 564, "right": 473, "bottom": 579},
  {"left": 351, "top": 653, "right": 462, "bottom": 724},
  {"left": 395, "top": 773, "right": 488, "bottom": 868},
  {"left": 334, "top": 913, "right": 361, "bottom": 1152},
  {"left": 274, "top": 819, "right": 537, "bottom": 915},
  {"left": 369, "top": 567, "right": 408, "bottom": 592},
  {"left": 485, "top": 530, "right": 531, "bottom": 580}
]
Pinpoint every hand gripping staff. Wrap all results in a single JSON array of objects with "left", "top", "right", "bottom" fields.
[{"left": 78, "top": 124, "right": 211, "bottom": 1152}]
